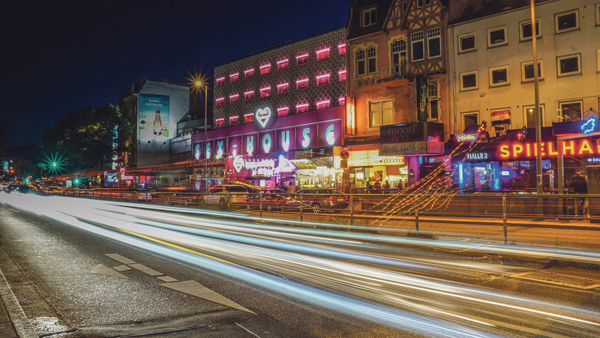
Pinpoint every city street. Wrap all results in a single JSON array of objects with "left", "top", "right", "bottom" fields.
[{"left": 2, "top": 192, "right": 600, "bottom": 337}]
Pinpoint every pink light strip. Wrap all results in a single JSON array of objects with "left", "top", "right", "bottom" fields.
[
  {"left": 216, "top": 98, "right": 224, "bottom": 102},
  {"left": 316, "top": 100, "right": 330, "bottom": 105},
  {"left": 244, "top": 113, "right": 254, "bottom": 117},
  {"left": 316, "top": 47, "right": 330, "bottom": 54},
  {"left": 215, "top": 118, "right": 225, "bottom": 122},
  {"left": 295, "top": 54, "right": 308, "bottom": 59},
  {"left": 260, "top": 86, "right": 271, "bottom": 91},
  {"left": 338, "top": 43, "right": 346, "bottom": 48},
  {"left": 277, "top": 107, "right": 289, "bottom": 111},
  {"left": 295, "top": 103, "right": 309, "bottom": 108},
  {"left": 316, "top": 74, "right": 330, "bottom": 79},
  {"left": 229, "top": 73, "right": 239, "bottom": 77},
  {"left": 244, "top": 90, "right": 254, "bottom": 95},
  {"left": 296, "top": 78, "right": 309, "bottom": 83},
  {"left": 229, "top": 116, "right": 238, "bottom": 120},
  {"left": 338, "top": 70, "right": 347, "bottom": 74},
  {"left": 229, "top": 94, "right": 239, "bottom": 98},
  {"left": 277, "top": 59, "right": 288, "bottom": 64},
  {"left": 260, "top": 64, "right": 271, "bottom": 69},
  {"left": 277, "top": 83, "right": 289, "bottom": 87},
  {"left": 244, "top": 69, "right": 254, "bottom": 74},
  {"left": 216, "top": 77, "right": 225, "bottom": 81}
]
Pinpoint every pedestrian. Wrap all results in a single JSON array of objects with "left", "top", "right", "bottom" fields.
[
  {"left": 384, "top": 180, "right": 390, "bottom": 189},
  {"left": 570, "top": 169, "right": 588, "bottom": 216},
  {"left": 397, "top": 180, "right": 403, "bottom": 190},
  {"left": 366, "top": 180, "right": 373, "bottom": 190},
  {"left": 287, "top": 181, "right": 295, "bottom": 194},
  {"left": 374, "top": 181, "right": 381, "bottom": 190}
]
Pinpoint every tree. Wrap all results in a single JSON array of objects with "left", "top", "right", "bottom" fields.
[
  {"left": 40, "top": 104, "right": 133, "bottom": 171},
  {"left": 0, "top": 120, "right": 8, "bottom": 156}
]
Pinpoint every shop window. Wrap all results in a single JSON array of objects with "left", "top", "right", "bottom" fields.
[
  {"left": 316, "top": 48, "right": 330, "bottom": 61},
  {"left": 260, "top": 86, "right": 271, "bottom": 98},
  {"left": 459, "top": 71, "right": 478, "bottom": 91},
  {"left": 557, "top": 54, "right": 581, "bottom": 76},
  {"left": 277, "top": 107, "right": 289, "bottom": 117},
  {"left": 277, "top": 83, "right": 288, "bottom": 94},
  {"left": 489, "top": 65, "right": 509, "bottom": 87},
  {"left": 411, "top": 31, "right": 424, "bottom": 62},
  {"left": 520, "top": 19, "right": 541, "bottom": 41},
  {"left": 555, "top": 9, "right": 579, "bottom": 33},
  {"left": 369, "top": 99, "right": 394, "bottom": 127},
  {"left": 296, "top": 103, "right": 309, "bottom": 114},
  {"left": 521, "top": 60, "right": 544, "bottom": 82},
  {"left": 229, "top": 116, "right": 239, "bottom": 125},
  {"left": 367, "top": 47, "right": 377, "bottom": 74},
  {"left": 458, "top": 33, "right": 476, "bottom": 53},
  {"left": 391, "top": 40, "right": 406, "bottom": 74},
  {"left": 215, "top": 118, "right": 225, "bottom": 127},
  {"left": 260, "top": 63, "right": 271, "bottom": 75},
  {"left": 338, "top": 43, "right": 346, "bottom": 55},
  {"left": 215, "top": 77, "right": 225, "bottom": 86},
  {"left": 356, "top": 50, "right": 366, "bottom": 76},
  {"left": 559, "top": 101, "right": 582, "bottom": 121},
  {"left": 229, "top": 72, "right": 239, "bottom": 83},
  {"left": 338, "top": 97, "right": 345, "bottom": 106},
  {"left": 244, "top": 113, "right": 254, "bottom": 123},
  {"left": 215, "top": 97, "right": 224, "bottom": 107},
  {"left": 244, "top": 69, "right": 254, "bottom": 79},
  {"left": 428, "top": 80, "right": 440, "bottom": 121},
  {"left": 277, "top": 59, "right": 288, "bottom": 71},
  {"left": 316, "top": 100, "right": 330, "bottom": 110},
  {"left": 296, "top": 53, "right": 308, "bottom": 65},
  {"left": 487, "top": 26, "right": 507, "bottom": 48},
  {"left": 338, "top": 69, "right": 347, "bottom": 82},
  {"left": 229, "top": 93, "right": 239, "bottom": 104},
  {"left": 427, "top": 27, "right": 441, "bottom": 59},
  {"left": 462, "top": 112, "right": 478, "bottom": 130},
  {"left": 296, "top": 78, "right": 309, "bottom": 90},
  {"left": 316, "top": 74, "right": 330, "bottom": 86},
  {"left": 362, "top": 7, "right": 376, "bottom": 27},
  {"left": 244, "top": 90, "right": 254, "bottom": 101},
  {"left": 523, "top": 105, "right": 545, "bottom": 128}
]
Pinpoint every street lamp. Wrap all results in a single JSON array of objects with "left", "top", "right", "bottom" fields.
[
  {"left": 194, "top": 79, "right": 209, "bottom": 193},
  {"left": 531, "top": 0, "right": 543, "bottom": 216}
]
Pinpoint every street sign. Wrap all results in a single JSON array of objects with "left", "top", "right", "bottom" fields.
[{"left": 340, "top": 149, "right": 350, "bottom": 160}]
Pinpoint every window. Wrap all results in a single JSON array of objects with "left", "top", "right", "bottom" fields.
[
  {"left": 244, "top": 90, "right": 254, "bottom": 101},
  {"left": 356, "top": 50, "right": 366, "bottom": 76},
  {"left": 557, "top": 54, "right": 581, "bottom": 77},
  {"left": 391, "top": 40, "right": 407, "bottom": 73},
  {"left": 417, "top": 0, "right": 423, "bottom": 8},
  {"left": 367, "top": 47, "right": 377, "bottom": 74},
  {"left": 369, "top": 99, "right": 394, "bottom": 127},
  {"left": 460, "top": 71, "right": 478, "bottom": 91},
  {"left": 523, "top": 105, "right": 545, "bottom": 128},
  {"left": 596, "top": 3, "right": 600, "bottom": 26},
  {"left": 215, "top": 118, "right": 225, "bottom": 127},
  {"left": 296, "top": 78, "right": 309, "bottom": 90},
  {"left": 244, "top": 69, "right": 254, "bottom": 79},
  {"left": 338, "top": 97, "right": 346, "bottom": 106},
  {"left": 260, "top": 63, "right": 271, "bottom": 75},
  {"left": 489, "top": 65, "right": 509, "bottom": 87},
  {"left": 425, "top": 0, "right": 431, "bottom": 5},
  {"left": 339, "top": 69, "right": 347, "bottom": 82},
  {"left": 559, "top": 101, "right": 582, "bottom": 121},
  {"left": 597, "top": 49, "right": 600, "bottom": 72},
  {"left": 216, "top": 77, "right": 225, "bottom": 86},
  {"left": 555, "top": 9, "right": 579, "bottom": 33},
  {"left": 362, "top": 8, "right": 376, "bottom": 27},
  {"left": 277, "top": 59, "right": 288, "bottom": 71},
  {"left": 521, "top": 61, "right": 544, "bottom": 82},
  {"left": 458, "top": 33, "right": 476, "bottom": 53},
  {"left": 277, "top": 83, "right": 288, "bottom": 94},
  {"left": 316, "top": 74, "right": 330, "bottom": 86},
  {"left": 427, "top": 27, "right": 441, "bottom": 58},
  {"left": 316, "top": 48, "right": 330, "bottom": 61},
  {"left": 296, "top": 103, "right": 309, "bottom": 114},
  {"left": 338, "top": 43, "right": 346, "bottom": 55},
  {"left": 260, "top": 86, "right": 271, "bottom": 98},
  {"left": 229, "top": 73, "right": 239, "bottom": 83},
  {"left": 402, "top": 1, "right": 408, "bottom": 14},
  {"left": 317, "top": 100, "right": 330, "bottom": 110},
  {"left": 487, "top": 26, "right": 507, "bottom": 47},
  {"left": 519, "top": 19, "right": 541, "bottom": 41},
  {"left": 296, "top": 54, "right": 308, "bottom": 65},
  {"left": 244, "top": 113, "right": 254, "bottom": 123},
  {"left": 428, "top": 80, "right": 440, "bottom": 121},
  {"left": 277, "top": 107, "right": 289, "bottom": 117},
  {"left": 229, "top": 116, "right": 239, "bottom": 125},
  {"left": 462, "top": 112, "right": 479, "bottom": 130},
  {"left": 229, "top": 94, "right": 239, "bottom": 104},
  {"left": 215, "top": 97, "right": 224, "bottom": 107},
  {"left": 411, "top": 31, "right": 424, "bottom": 61}
]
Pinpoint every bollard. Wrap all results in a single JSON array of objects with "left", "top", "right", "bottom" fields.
[
  {"left": 228, "top": 193, "right": 231, "bottom": 210},
  {"left": 299, "top": 194, "right": 303, "bottom": 223},
  {"left": 161, "top": 193, "right": 164, "bottom": 206},
  {"left": 349, "top": 195, "right": 354, "bottom": 226},
  {"left": 259, "top": 193, "right": 263, "bottom": 219},
  {"left": 503, "top": 195, "right": 508, "bottom": 245},
  {"left": 415, "top": 210, "right": 419, "bottom": 233}
]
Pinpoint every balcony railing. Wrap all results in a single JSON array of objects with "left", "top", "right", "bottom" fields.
[{"left": 356, "top": 63, "right": 406, "bottom": 87}]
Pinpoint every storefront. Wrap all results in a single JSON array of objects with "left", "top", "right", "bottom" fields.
[{"left": 347, "top": 147, "right": 407, "bottom": 189}]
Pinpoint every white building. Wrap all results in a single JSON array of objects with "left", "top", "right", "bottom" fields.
[{"left": 447, "top": 0, "right": 600, "bottom": 135}]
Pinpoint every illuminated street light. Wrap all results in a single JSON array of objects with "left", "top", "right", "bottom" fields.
[{"left": 190, "top": 74, "right": 210, "bottom": 193}]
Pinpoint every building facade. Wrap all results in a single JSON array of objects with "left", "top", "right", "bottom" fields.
[{"left": 191, "top": 27, "right": 348, "bottom": 191}]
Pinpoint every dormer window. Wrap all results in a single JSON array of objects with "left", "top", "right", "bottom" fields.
[
  {"left": 260, "top": 63, "right": 271, "bottom": 75},
  {"left": 296, "top": 103, "right": 309, "bottom": 114},
  {"left": 229, "top": 116, "right": 239, "bottom": 125},
  {"left": 277, "top": 83, "right": 289, "bottom": 94},
  {"left": 316, "top": 74, "right": 330, "bottom": 86},
  {"left": 316, "top": 48, "right": 330, "bottom": 61},
  {"left": 296, "top": 54, "right": 308, "bottom": 65},
  {"left": 229, "top": 73, "right": 239, "bottom": 83},
  {"left": 244, "top": 90, "right": 254, "bottom": 101},
  {"left": 244, "top": 69, "right": 254, "bottom": 79},
  {"left": 260, "top": 86, "right": 271, "bottom": 98},
  {"left": 277, "top": 107, "right": 289, "bottom": 117},
  {"left": 338, "top": 43, "right": 346, "bottom": 55},
  {"left": 277, "top": 59, "right": 289, "bottom": 70},
  {"left": 362, "top": 8, "right": 376, "bottom": 27},
  {"left": 229, "top": 94, "right": 239, "bottom": 104},
  {"left": 339, "top": 69, "right": 347, "bottom": 82},
  {"left": 316, "top": 100, "right": 330, "bottom": 110},
  {"left": 244, "top": 113, "right": 254, "bottom": 123},
  {"left": 215, "top": 97, "right": 225, "bottom": 107},
  {"left": 216, "top": 77, "right": 225, "bottom": 86},
  {"left": 296, "top": 78, "right": 309, "bottom": 90},
  {"left": 215, "top": 118, "right": 225, "bottom": 127}
]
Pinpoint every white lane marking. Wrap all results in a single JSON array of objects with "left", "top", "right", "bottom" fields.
[
  {"left": 91, "top": 264, "right": 128, "bottom": 279},
  {"left": 104, "top": 253, "right": 136, "bottom": 265},
  {"left": 114, "top": 265, "right": 131, "bottom": 271},
  {"left": 157, "top": 276, "right": 178, "bottom": 282},
  {"left": 0, "top": 267, "right": 38, "bottom": 338},
  {"left": 235, "top": 322, "right": 262, "bottom": 337},
  {"left": 160, "top": 280, "right": 256, "bottom": 315},
  {"left": 129, "top": 263, "right": 163, "bottom": 276}
]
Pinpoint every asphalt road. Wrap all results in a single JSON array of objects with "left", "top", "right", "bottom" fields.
[{"left": 1, "top": 191, "right": 600, "bottom": 337}]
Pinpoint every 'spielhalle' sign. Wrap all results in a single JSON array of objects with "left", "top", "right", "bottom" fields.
[{"left": 499, "top": 139, "right": 600, "bottom": 159}]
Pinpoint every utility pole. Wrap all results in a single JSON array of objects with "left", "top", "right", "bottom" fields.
[{"left": 531, "top": 0, "right": 543, "bottom": 211}]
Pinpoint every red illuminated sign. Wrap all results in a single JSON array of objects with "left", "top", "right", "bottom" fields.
[{"left": 499, "top": 140, "right": 600, "bottom": 159}]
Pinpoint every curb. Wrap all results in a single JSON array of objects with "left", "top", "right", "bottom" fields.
[{"left": 0, "top": 268, "right": 38, "bottom": 338}]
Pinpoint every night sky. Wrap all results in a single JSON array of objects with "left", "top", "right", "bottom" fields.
[{"left": 2, "top": 0, "right": 350, "bottom": 146}]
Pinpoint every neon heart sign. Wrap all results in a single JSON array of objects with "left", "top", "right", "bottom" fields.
[
  {"left": 255, "top": 107, "right": 272, "bottom": 128},
  {"left": 233, "top": 156, "right": 244, "bottom": 173}
]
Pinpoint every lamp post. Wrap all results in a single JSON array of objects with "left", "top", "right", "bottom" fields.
[
  {"left": 531, "top": 1, "right": 543, "bottom": 218},
  {"left": 195, "top": 80, "right": 209, "bottom": 193}
]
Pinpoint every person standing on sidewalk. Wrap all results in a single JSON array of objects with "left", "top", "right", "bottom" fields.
[{"left": 570, "top": 169, "right": 588, "bottom": 217}]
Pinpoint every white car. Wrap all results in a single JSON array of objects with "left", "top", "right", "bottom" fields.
[{"left": 201, "top": 185, "right": 254, "bottom": 206}]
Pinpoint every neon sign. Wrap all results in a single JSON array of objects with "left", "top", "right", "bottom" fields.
[
  {"left": 281, "top": 130, "right": 290, "bottom": 151},
  {"left": 326, "top": 124, "right": 335, "bottom": 145},
  {"left": 244, "top": 159, "right": 275, "bottom": 177},
  {"left": 301, "top": 128, "right": 311, "bottom": 148},
  {"left": 206, "top": 142, "right": 212, "bottom": 159},
  {"left": 233, "top": 156, "right": 244, "bottom": 172},
  {"left": 246, "top": 135, "right": 254, "bottom": 155},
  {"left": 582, "top": 117, "right": 597, "bottom": 134},
  {"left": 499, "top": 139, "right": 600, "bottom": 159},
  {"left": 194, "top": 143, "right": 200, "bottom": 160},
  {"left": 216, "top": 140, "right": 224, "bottom": 159},
  {"left": 455, "top": 133, "right": 477, "bottom": 142},
  {"left": 262, "top": 133, "right": 272, "bottom": 153},
  {"left": 255, "top": 107, "right": 272, "bottom": 128}
]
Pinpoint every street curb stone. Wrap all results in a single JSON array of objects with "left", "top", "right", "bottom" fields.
[{"left": 0, "top": 267, "right": 38, "bottom": 338}]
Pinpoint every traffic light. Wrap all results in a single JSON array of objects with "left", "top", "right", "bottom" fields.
[
  {"left": 74, "top": 178, "right": 79, "bottom": 185},
  {"left": 52, "top": 162, "right": 57, "bottom": 168},
  {"left": 517, "top": 126, "right": 529, "bottom": 141}
]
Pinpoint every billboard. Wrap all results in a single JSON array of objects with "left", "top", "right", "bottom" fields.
[{"left": 137, "top": 94, "right": 170, "bottom": 165}]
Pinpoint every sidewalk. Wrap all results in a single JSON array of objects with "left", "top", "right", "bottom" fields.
[{"left": 0, "top": 267, "right": 38, "bottom": 338}]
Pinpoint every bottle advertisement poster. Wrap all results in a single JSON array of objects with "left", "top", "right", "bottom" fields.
[{"left": 137, "top": 94, "right": 170, "bottom": 165}]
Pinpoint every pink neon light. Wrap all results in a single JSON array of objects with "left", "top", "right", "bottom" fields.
[
  {"left": 295, "top": 103, "right": 309, "bottom": 108},
  {"left": 244, "top": 113, "right": 254, "bottom": 117},
  {"left": 316, "top": 74, "right": 330, "bottom": 79},
  {"left": 215, "top": 118, "right": 224, "bottom": 122},
  {"left": 296, "top": 54, "right": 308, "bottom": 59},
  {"left": 260, "top": 64, "right": 271, "bottom": 69},
  {"left": 277, "top": 107, "right": 289, "bottom": 112},
  {"left": 216, "top": 77, "right": 225, "bottom": 82},
  {"left": 338, "top": 43, "right": 345, "bottom": 48},
  {"left": 316, "top": 48, "right": 330, "bottom": 54},
  {"left": 277, "top": 83, "right": 289, "bottom": 87},
  {"left": 338, "top": 97, "right": 345, "bottom": 105},
  {"left": 244, "top": 69, "right": 254, "bottom": 74},
  {"left": 316, "top": 100, "right": 330, "bottom": 106},
  {"left": 216, "top": 97, "right": 224, "bottom": 102},
  {"left": 229, "top": 116, "right": 238, "bottom": 121},
  {"left": 277, "top": 59, "right": 288, "bottom": 64},
  {"left": 338, "top": 70, "right": 347, "bottom": 74},
  {"left": 229, "top": 73, "right": 239, "bottom": 78},
  {"left": 244, "top": 90, "right": 254, "bottom": 95},
  {"left": 260, "top": 86, "right": 271, "bottom": 91},
  {"left": 296, "top": 78, "right": 309, "bottom": 83},
  {"left": 229, "top": 94, "right": 239, "bottom": 98}
]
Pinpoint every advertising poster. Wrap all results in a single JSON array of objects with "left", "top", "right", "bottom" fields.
[{"left": 137, "top": 94, "right": 170, "bottom": 165}]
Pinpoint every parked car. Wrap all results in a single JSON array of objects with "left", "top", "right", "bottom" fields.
[
  {"left": 201, "top": 185, "right": 255, "bottom": 206},
  {"left": 247, "top": 188, "right": 289, "bottom": 210},
  {"left": 286, "top": 188, "right": 349, "bottom": 213}
]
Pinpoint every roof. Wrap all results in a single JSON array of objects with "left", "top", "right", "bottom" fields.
[
  {"left": 451, "top": 0, "right": 548, "bottom": 25},
  {"left": 346, "top": 0, "right": 394, "bottom": 40}
]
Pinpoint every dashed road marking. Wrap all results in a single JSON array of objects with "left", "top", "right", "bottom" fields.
[
  {"left": 91, "top": 264, "right": 128, "bottom": 279},
  {"left": 104, "top": 253, "right": 136, "bottom": 265},
  {"left": 129, "top": 263, "right": 163, "bottom": 276},
  {"left": 114, "top": 265, "right": 131, "bottom": 271},
  {"left": 157, "top": 276, "right": 178, "bottom": 283},
  {"left": 161, "top": 280, "right": 256, "bottom": 315}
]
